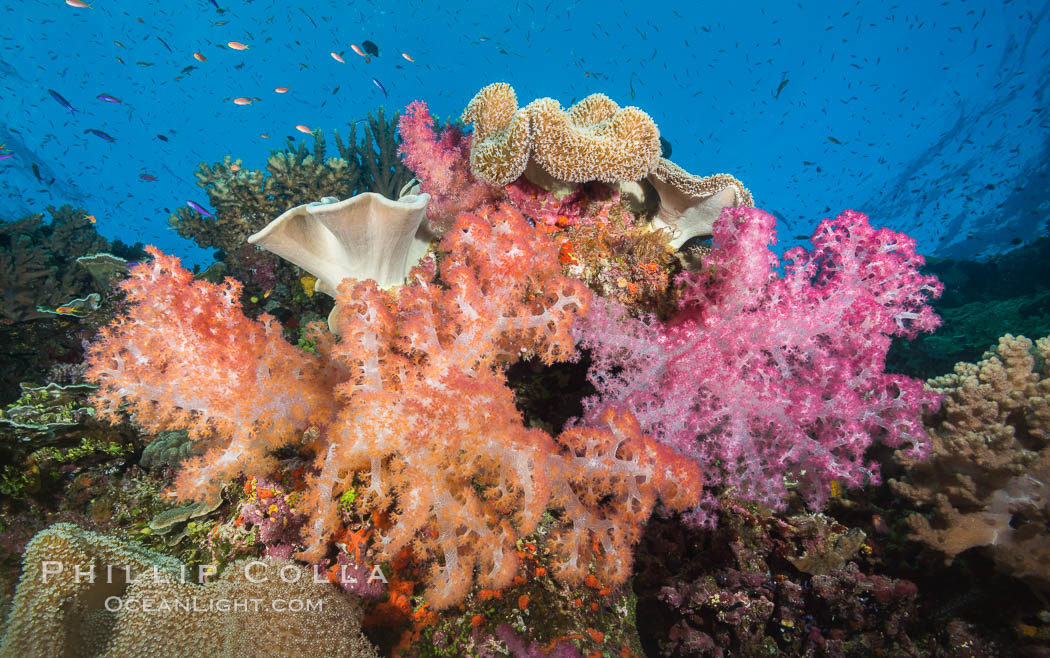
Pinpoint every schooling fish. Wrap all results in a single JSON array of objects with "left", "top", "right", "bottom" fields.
[
  {"left": 774, "top": 78, "right": 789, "bottom": 100},
  {"left": 84, "top": 128, "right": 115, "bottom": 142},
  {"left": 139, "top": 173, "right": 157, "bottom": 181},
  {"left": 371, "top": 77, "right": 387, "bottom": 97},
  {"left": 186, "top": 200, "right": 215, "bottom": 217},
  {"left": 48, "top": 89, "right": 76, "bottom": 113},
  {"left": 97, "top": 93, "right": 121, "bottom": 103}
]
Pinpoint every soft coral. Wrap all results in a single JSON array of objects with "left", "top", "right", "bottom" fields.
[
  {"left": 574, "top": 207, "right": 942, "bottom": 525},
  {"left": 86, "top": 208, "right": 701, "bottom": 609}
]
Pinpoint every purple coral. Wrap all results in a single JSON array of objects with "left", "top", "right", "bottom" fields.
[{"left": 575, "top": 207, "right": 943, "bottom": 523}]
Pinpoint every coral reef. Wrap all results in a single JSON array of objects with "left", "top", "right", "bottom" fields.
[
  {"left": 887, "top": 236, "right": 1050, "bottom": 379},
  {"left": 461, "top": 83, "right": 662, "bottom": 186},
  {"left": 0, "top": 383, "right": 136, "bottom": 504},
  {"left": 575, "top": 207, "right": 943, "bottom": 524},
  {"left": 0, "top": 205, "right": 141, "bottom": 323},
  {"left": 84, "top": 204, "right": 702, "bottom": 610},
  {"left": 890, "top": 333, "right": 1050, "bottom": 589},
  {"left": 632, "top": 502, "right": 962, "bottom": 657},
  {"left": 169, "top": 110, "right": 412, "bottom": 256}
]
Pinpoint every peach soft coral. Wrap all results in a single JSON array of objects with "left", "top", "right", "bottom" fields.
[
  {"left": 84, "top": 246, "right": 343, "bottom": 502},
  {"left": 85, "top": 206, "right": 701, "bottom": 609}
]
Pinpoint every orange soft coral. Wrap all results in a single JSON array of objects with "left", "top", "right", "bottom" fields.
[
  {"left": 86, "top": 208, "right": 701, "bottom": 610},
  {"left": 84, "top": 247, "right": 342, "bottom": 501}
]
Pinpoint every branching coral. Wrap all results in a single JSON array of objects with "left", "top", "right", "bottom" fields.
[
  {"left": 890, "top": 334, "right": 1050, "bottom": 589},
  {"left": 84, "top": 205, "right": 701, "bottom": 610},
  {"left": 169, "top": 111, "right": 412, "bottom": 255}
]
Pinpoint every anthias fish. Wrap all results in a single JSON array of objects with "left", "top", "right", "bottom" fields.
[{"left": 84, "top": 128, "right": 115, "bottom": 142}]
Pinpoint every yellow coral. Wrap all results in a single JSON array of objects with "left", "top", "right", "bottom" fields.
[{"left": 461, "top": 83, "right": 662, "bottom": 186}]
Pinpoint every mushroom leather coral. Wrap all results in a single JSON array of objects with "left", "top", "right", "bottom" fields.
[{"left": 84, "top": 205, "right": 701, "bottom": 609}]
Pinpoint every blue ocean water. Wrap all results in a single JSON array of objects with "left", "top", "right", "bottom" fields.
[{"left": 1, "top": 0, "right": 1048, "bottom": 267}]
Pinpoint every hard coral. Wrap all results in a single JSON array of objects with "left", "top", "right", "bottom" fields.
[
  {"left": 169, "top": 111, "right": 412, "bottom": 255},
  {"left": 890, "top": 333, "right": 1050, "bottom": 589},
  {"left": 461, "top": 83, "right": 662, "bottom": 187},
  {"left": 575, "top": 207, "right": 942, "bottom": 524}
]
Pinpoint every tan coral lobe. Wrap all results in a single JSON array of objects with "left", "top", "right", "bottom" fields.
[
  {"left": 461, "top": 83, "right": 662, "bottom": 187},
  {"left": 647, "top": 158, "right": 755, "bottom": 249}
]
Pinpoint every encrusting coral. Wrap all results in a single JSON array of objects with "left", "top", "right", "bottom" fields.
[
  {"left": 0, "top": 523, "right": 378, "bottom": 657},
  {"left": 891, "top": 333, "right": 1050, "bottom": 589},
  {"left": 83, "top": 203, "right": 702, "bottom": 610},
  {"left": 461, "top": 82, "right": 662, "bottom": 187}
]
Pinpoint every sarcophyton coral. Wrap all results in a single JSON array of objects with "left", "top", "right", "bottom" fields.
[
  {"left": 168, "top": 109, "right": 412, "bottom": 256},
  {"left": 891, "top": 333, "right": 1050, "bottom": 589},
  {"left": 461, "top": 82, "right": 662, "bottom": 186},
  {"left": 0, "top": 523, "right": 379, "bottom": 656},
  {"left": 84, "top": 200, "right": 702, "bottom": 609}
]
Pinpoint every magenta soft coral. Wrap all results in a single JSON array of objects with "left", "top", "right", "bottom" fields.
[
  {"left": 397, "top": 100, "right": 502, "bottom": 231},
  {"left": 575, "top": 207, "right": 942, "bottom": 525}
]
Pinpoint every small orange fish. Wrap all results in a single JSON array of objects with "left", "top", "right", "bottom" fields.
[
  {"left": 227, "top": 41, "right": 249, "bottom": 50},
  {"left": 295, "top": 125, "right": 312, "bottom": 134},
  {"left": 55, "top": 306, "right": 75, "bottom": 314},
  {"left": 233, "top": 97, "right": 252, "bottom": 105},
  {"left": 84, "top": 214, "right": 96, "bottom": 223},
  {"left": 230, "top": 163, "right": 241, "bottom": 171},
  {"left": 193, "top": 52, "right": 207, "bottom": 62},
  {"left": 401, "top": 52, "right": 415, "bottom": 63},
  {"left": 263, "top": 288, "right": 273, "bottom": 298},
  {"left": 116, "top": 57, "right": 125, "bottom": 64},
  {"left": 113, "top": 40, "right": 125, "bottom": 48},
  {"left": 350, "top": 44, "right": 366, "bottom": 58},
  {"left": 274, "top": 87, "right": 289, "bottom": 93},
  {"left": 260, "top": 133, "right": 270, "bottom": 138},
  {"left": 478, "top": 36, "right": 489, "bottom": 41},
  {"left": 66, "top": 0, "right": 91, "bottom": 7},
  {"left": 330, "top": 51, "right": 345, "bottom": 63}
]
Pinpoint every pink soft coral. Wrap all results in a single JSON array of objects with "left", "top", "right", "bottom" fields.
[
  {"left": 575, "top": 207, "right": 942, "bottom": 525},
  {"left": 397, "top": 100, "right": 502, "bottom": 231}
]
